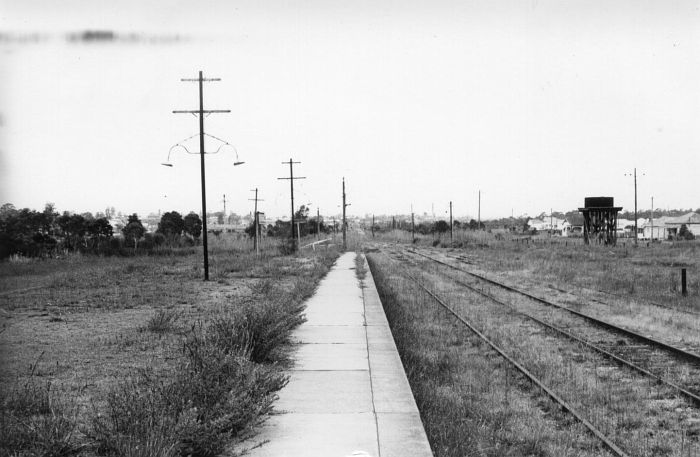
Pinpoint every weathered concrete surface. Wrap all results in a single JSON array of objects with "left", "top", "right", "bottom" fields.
[{"left": 235, "top": 252, "right": 433, "bottom": 457}]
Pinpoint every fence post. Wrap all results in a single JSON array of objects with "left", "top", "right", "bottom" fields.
[{"left": 682, "top": 268, "right": 687, "bottom": 296}]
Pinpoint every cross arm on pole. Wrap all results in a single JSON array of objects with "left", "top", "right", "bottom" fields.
[
  {"left": 277, "top": 177, "right": 306, "bottom": 180},
  {"left": 173, "top": 110, "right": 231, "bottom": 114},
  {"left": 181, "top": 78, "right": 222, "bottom": 82}
]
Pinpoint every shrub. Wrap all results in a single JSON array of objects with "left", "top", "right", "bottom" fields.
[
  {"left": 679, "top": 224, "right": 695, "bottom": 240},
  {"left": 208, "top": 299, "right": 305, "bottom": 364},
  {"left": 277, "top": 239, "right": 296, "bottom": 256},
  {"left": 90, "top": 337, "right": 287, "bottom": 457}
]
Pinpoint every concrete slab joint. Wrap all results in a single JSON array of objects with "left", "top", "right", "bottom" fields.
[{"left": 235, "top": 252, "right": 433, "bottom": 457}]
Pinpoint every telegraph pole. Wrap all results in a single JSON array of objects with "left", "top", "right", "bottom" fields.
[
  {"left": 478, "top": 190, "right": 481, "bottom": 231},
  {"left": 372, "top": 214, "right": 375, "bottom": 238},
  {"left": 449, "top": 201, "right": 453, "bottom": 241},
  {"left": 651, "top": 196, "right": 654, "bottom": 241},
  {"left": 550, "top": 208, "right": 553, "bottom": 238},
  {"left": 342, "top": 177, "right": 350, "bottom": 250},
  {"left": 173, "top": 71, "right": 230, "bottom": 281},
  {"left": 249, "top": 189, "right": 264, "bottom": 254},
  {"left": 222, "top": 194, "right": 227, "bottom": 220},
  {"left": 411, "top": 211, "right": 415, "bottom": 243},
  {"left": 411, "top": 204, "right": 415, "bottom": 243},
  {"left": 316, "top": 208, "right": 320, "bottom": 240},
  {"left": 625, "top": 168, "right": 643, "bottom": 247},
  {"left": 278, "top": 159, "right": 305, "bottom": 252},
  {"left": 634, "top": 169, "right": 638, "bottom": 246}
]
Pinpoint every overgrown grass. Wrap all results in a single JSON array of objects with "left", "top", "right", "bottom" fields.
[
  {"left": 89, "top": 276, "right": 321, "bottom": 456},
  {"left": 369, "top": 251, "right": 700, "bottom": 456},
  {"left": 89, "top": 337, "right": 287, "bottom": 456},
  {"left": 354, "top": 253, "right": 367, "bottom": 281},
  {"left": 0, "top": 236, "right": 340, "bottom": 456},
  {"left": 367, "top": 253, "right": 619, "bottom": 457},
  {"left": 145, "top": 308, "right": 181, "bottom": 333},
  {"left": 0, "top": 377, "right": 81, "bottom": 457}
]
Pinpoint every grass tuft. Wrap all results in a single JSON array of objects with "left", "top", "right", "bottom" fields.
[
  {"left": 0, "top": 377, "right": 81, "bottom": 457},
  {"left": 207, "top": 299, "right": 305, "bottom": 365},
  {"left": 145, "top": 308, "right": 181, "bottom": 333}
]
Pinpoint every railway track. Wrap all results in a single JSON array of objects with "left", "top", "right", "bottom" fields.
[
  {"left": 376, "top": 247, "right": 700, "bottom": 455},
  {"left": 441, "top": 251, "right": 700, "bottom": 318},
  {"left": 402, "top": 248, "right": 700, "bottom": 403},
  {"left": 375, "top": 250, "right": 629, "bottom": 457}
]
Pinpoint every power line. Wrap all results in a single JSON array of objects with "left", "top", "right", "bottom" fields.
[
  {"left": 172, "top": 71, "right": 231, "bottom": 281},
  {"left": 342, "top": 177, "right": 351, "bottom": 250},
  {"left": 278, "top": 159, "right": 305, "bottom": 252},
  {"left": 249, "top": 188, "right": 264, "bottom": 255}
]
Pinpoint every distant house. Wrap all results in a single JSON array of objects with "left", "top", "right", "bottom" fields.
[
  {"left": 528, "top": 218, "right": 548, "bottom": 232},
  {"left": 529, "top": 217, "right": 567, "bottom": 234},
  {"left": 639, "top": 212, "right": 700, "bottom": 239},
  {"left": 665, "top": 212, "right": 700, "bottom": 238},
  {"left": 640, "top": 216, "right": 673, "bottom": 240},
  {"left": 616, "top": 219, "right": 634, "bottom": 237}
]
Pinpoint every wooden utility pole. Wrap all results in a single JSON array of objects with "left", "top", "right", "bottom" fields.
[
  {"left": 342, "top": 177, "right": 350, "bottom": 250},
  {"left": 550, "top": 208, "right": 553, "bottom": 238},
  {"left": 625, "top": 168, "right": 643, "bottom": 247},
  {"left": 449, "top": 201, "right": 453, "bottom": 241},
  {"left": 412, "top": 212, "right": 415, "bottom": 242},
  {"left": 173, "top": 71, "right": 231, "bottom": 281},
  {"left": 278, "top": 159, "right": 305, "bottom": 252},
  {"left": 478, "top": 190, "right": 481, "bottom": 231},
  {"left": 372, "top": 214, "right": 375, "bottom": 238},
  {"left": 634, "top": 169, "right": 637, "bottom": 246},
  {"left": 249, "top": 188, "right": 264, "bottom": 254},
  {"left": 651, "top": 196, "right": 654, "bottom": 241},
  {"left": 316, "top": 208, "right": 320, "bottom": 240},
  {"left": 222, "top": 194, "right": 227, "bottom": 220},
  {"left": 411, "top": 204, "right": 415, "bottom": 243}
]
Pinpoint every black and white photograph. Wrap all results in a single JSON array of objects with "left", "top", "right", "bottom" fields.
[{"left": 1, "top": 1, "right": 699, "bottom": 456}]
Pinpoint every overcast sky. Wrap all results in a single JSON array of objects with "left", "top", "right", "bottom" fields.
[{"left": 1, "top": 1, "right": 699, "bottom": 220}]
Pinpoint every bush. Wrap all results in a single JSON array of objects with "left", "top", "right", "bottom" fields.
[
  {"left": 208, "top": 299, "right": 305, "bottom": 364},
  {"left": 277, "top": 239, "right": 296, "bottom": 256},
  {"left": 90, "top": 333, "right": 287, "bottom": 457},
  {"left": 88, "top": 272, "right": 316, "bottom": 455},
  {"left": 679, "top": 224, "right": 696, "bottom": 240}
]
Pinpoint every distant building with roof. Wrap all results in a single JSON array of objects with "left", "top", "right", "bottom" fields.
[{"left": 639, "top": 212, "right": 700, "bottom": 240}]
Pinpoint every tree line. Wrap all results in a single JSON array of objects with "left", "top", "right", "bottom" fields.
[{"left": 0, "top": 203, "right": 205, "bottom": 259}]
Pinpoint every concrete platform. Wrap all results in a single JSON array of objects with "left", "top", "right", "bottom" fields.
[{"left": 235, "top": 252, "right": 433, "bottom": 457}]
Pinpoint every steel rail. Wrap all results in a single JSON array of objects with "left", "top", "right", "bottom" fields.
[
  {"left": 444, "top": 252, "right": 700, "bottom": 318},
  {"left": 378, "top": 254, "right": 630, "bottom": 457},
  {"left": 412, "top": 257, "right": 700, "bottom": 407},
  {"left": 409, "top": 248, "right": 700, "bottom": 366}
]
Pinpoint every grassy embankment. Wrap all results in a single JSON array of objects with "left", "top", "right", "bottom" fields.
[
  {"left": 367, "top": 251, "right": 700, "bottom": 457},
  {"left": 371, "top": 229, "right": 700, "bottom": 349},
  {"left": 367, "top": 252, "right": 614, "bottom": 457},
  {"left": 0, "top": 235, "right": 339, "bottom": 457}
]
